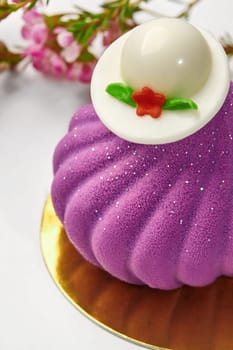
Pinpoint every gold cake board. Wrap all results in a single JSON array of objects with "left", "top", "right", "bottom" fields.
[{"left": 40, "top": 196, "right": 233, "bottom": 350}]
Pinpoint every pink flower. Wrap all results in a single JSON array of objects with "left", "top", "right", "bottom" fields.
[
  {"left": 22, "top": 44, "right": 44, "bottom": 57},
  {"left": 66, "top": 63, "right": 81, "bottom": 80},
  {"left": 31, "top": 48, "right": 51, "bottom": 73},
  {"left": 26, "top": 47, "right": 67, "bottom": 78},
  {"left": 66, "top": 61, "right": 96, "bottom": 82},
  {"left": 21, "top": 24, "right": 31, "bottom": 40},
  {"left": 50, "top": 54, "right": 67, "bottom": 78},
  {"left": 55, "top": 29, "right": 80, "bottom": 63},
  {"left": 78, "top": 62, "right": 96, "bottom": 83},
  {"left": 61, "top": 41, "right": 80, "bottom": 63},
  {"left": 21, "top": 9, "right": 96, "bottom": 82},
  {"left": 21, "top": 9, "right": 48, "bottom": 45},
  {"left": 23, "top": 9, "right": 43, "bottom": 25},
  {"left": 57, "top": 30, "right": 74, "bottom": 48},
  {"left": 22, "top": 22, "right": 48, "bottom": 45},
  {"left": 103, "top": 19, "right": 121, "bottom": 46}
]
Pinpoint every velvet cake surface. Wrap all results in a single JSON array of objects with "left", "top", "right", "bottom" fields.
[{"left": 51, "top": 82, "right": 233, "bottom": 290}]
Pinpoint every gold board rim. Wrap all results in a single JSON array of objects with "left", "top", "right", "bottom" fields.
[{"left": 40, "top": 195, "right": 170, "bottom": 350}]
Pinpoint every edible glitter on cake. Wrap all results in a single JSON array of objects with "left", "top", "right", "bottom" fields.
[{"left": 51, "top": 82, "right": 233, "bottom": 290}]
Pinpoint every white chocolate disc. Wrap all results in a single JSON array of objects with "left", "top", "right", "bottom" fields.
[{"left": 91, "top": 19, "right": 230, "bottom": 145}]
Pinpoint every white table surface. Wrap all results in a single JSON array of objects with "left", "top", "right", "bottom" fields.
[{"left": 0, "top": 1, "right": 232, "bottom": 349}]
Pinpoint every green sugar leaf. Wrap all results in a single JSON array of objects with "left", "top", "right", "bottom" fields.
[
  {"left": 106, "top": 83, "right": 136, "bottom": 107},
  {"left": 163, "top": 98, "right": 198, "bottom": 111}
]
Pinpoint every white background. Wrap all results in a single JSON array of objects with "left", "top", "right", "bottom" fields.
[{"left": 0, "top": 1, "right": 232, "bottom": 349}]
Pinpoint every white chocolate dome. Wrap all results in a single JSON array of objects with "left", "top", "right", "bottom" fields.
[{"left": 121, "top": 18, "right": 212, "bottom": 98}]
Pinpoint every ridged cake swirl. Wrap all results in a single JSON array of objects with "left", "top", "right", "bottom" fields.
[{"left": 52, "top": 82, "right": 233, "bottom": 290}]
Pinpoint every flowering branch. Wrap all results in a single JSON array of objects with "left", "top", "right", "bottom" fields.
[
  {"left": 0, "top": 0, "right": 147, "bottom": 81},
  {"left": 70, "top": 0, "right": 143, "bottom": 41},
  {"left": 0, "top": 0, "right": 232, "bottom": 83},
  {"left": 0, "top": 41, "right": 22, "bottom": 71},
  {"left": 220, "top": 34, "right": 233, "bottom": 56},
  {"left": 176, "top": 0, "right": 201, "bottom": 19},
  {"left": 0, "top": 0, "right": 39, "bottom": 20}
]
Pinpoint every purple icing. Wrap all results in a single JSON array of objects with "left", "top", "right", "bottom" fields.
[{"left": 51, "top": 82, "right": 233, "bottom": 290}]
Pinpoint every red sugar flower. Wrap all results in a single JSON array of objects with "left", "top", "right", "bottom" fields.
[{"left": 132, "top": 87, "right": 166, "bottom": 118}]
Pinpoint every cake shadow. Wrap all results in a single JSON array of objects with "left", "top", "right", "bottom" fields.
[{"left": 56, "top": 227, "right": 233, "bottom": 350}]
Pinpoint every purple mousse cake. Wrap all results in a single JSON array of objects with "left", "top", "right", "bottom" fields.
[{"left": 51, "top": 19, "right": 232, "bottom": 290}]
